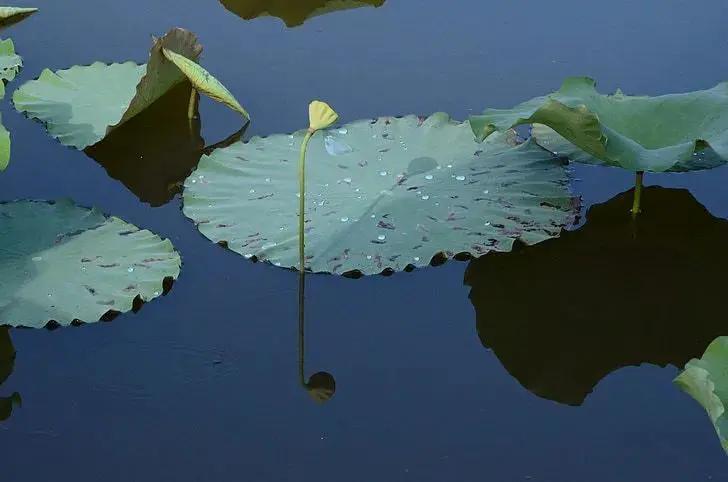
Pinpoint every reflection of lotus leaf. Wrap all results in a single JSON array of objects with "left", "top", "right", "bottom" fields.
[
  {"left": 465, "top": 186, "right": 728, "bottom": 406},
  {"left": 470, "top": 77, "right": 728, "bottom": 173},
  {"left": 0, "top": 199, "right": 181, "bottom": 328},
  {"left": 0, "top": 326, "right": 18, "bottom": 422},
  {"left": 182, "top": 113, "right": 579, "bottom": 276},
  {"left": 84, "top": 82, "right": 206, "bottom": 207},
  {"left": 12, "top": 28, "right": 203, "bottom": 150},
  {"left": 219, "top": 0, "right": 384, "bottom": 27},
  {"left": 675, "top": 337, "right": 728, "bottom": 456}
]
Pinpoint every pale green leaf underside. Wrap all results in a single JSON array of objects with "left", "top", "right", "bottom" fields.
[
  {"left": 0, "top": 199, "right": 181, "bottom": 328},
  {"left": 12, "top": 27, "right": 202, "bottom": 149},
  {"left": 0, "top": 7, "right": 37, "bottom": 30},
  {"left": 182, "top": 112, "right": 576, "bottom": 276},
  {"left": 0, "top": 37, "right": 21, "bottom": 97},
  {"left": 470, "top": 76, "right": 728, "bottom": 173},
  {"left": 674, "top": 336, "right": 728, "bottom": 456},
  {"left": 161, "top": 48, "right": 249, "bottom": 120}
]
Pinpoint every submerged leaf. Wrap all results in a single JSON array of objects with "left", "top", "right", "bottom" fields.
[
  {"left": 161, "top": 48, "right": 249, "bottom": 120},
  {"left": 182, "top": 112, "right": 578, "bottom": 276},
  {"left": 675, "top": 337, "right": 728, "bottom": 455},
  {"left": 0, "top": 199, "right": 181, "bottom": 328},
  {"left": 470, "top": 77, "right": 728, "bottom": 172},
  {"left": 219, "top": 0, "right": 385, "bottom": 27},
  {"left": 465, "top": 186, "right": 728, "bottom": 406},
  {"left": 13, "top": 27, "right": 203, "bottom": 149},
  {"left": 0, "top": 7, "right": 37, "bottom": 30}
]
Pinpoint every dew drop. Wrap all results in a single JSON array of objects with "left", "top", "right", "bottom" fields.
[
  {"left": 154, "top": 291, "right": 160, "bottom": 296},
  {"left": 249, "top": 189, "right": 256, "bottom": 194},
  {"left": 421, "top": 195, "right": 430, "bottom": 200},
  {"left": 191, "top": 179, "right": 197, "bottom": 183},
  {"left": 485, "top": 221, "right": 491, "bottom": 226},
  {"left": 483, "top": 190, "right": 489, "bottom": 194},
  {"left": 370, "top": 214, "right": 376, "bottom": 218},
  {"left": 343, "top": 177, "right": 352, "bottom": 184},
  {"left": 340, "top": 217, "right": 349, "bottom": 222},
  {"left": 32, "top": 256, "right": 42, "bottom": 261},
  {"left": 127, "top": 267, "right": 134, "bottom": 273},
  {"left": 447, "top": 164, "right": 453, "bottom": 168},
  {"left": 455, "top": 175, "right": 466, "bottom": 181},
  {"left": 198, "top": 175, "right": 205, "bottom": 179},
  {"left": 366, "top": 255, "right": 372, "bottom": 260},
  {"left": 377, "top": 234, "right": 386, "bottom": 241},
  {"left": 425, "top": 174, "right": 433, "bottom": 180},
  {"left": 338, "top": 128, "right": 348, "bottom": 135},
  {"left": 379, "top": 170, "right": 388, "bottom": 176},
  {"left": 414, "top": 257, "right": 420, "bottom": 262},
  {"left": 265, "top": 178, "right": 271, "bottom": 182}
]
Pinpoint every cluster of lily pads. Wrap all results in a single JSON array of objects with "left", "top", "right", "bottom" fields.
[{"left": 0, "top": 2, "right": 727, "bottom": 457}]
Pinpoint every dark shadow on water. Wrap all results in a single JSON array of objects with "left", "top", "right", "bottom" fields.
[
  {"left": 0, "top": 326, "right": 20, "bottom": 422},
  {"left": 84, "top": 82, "right": 247, "bottom": 207},
  {"left": 218, "top": 0, "right": 385, "bottom": 27},
  {"left": 464, "top": 186, "right": 728, "bottom": 406}
]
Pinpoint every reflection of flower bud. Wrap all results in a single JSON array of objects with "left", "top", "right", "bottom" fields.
[
  {"left": 308, "top": 101, "right": 338, "bottom": 133},
  {"left": 306, "top": 371, "right": 336, "bottom": 403}
]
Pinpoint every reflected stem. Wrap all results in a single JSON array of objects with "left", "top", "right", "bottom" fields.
[
  {"left": 298, "top": 270, "right": 306, "bottom": 387},
  {"left": 631, "top": 171, "right": 644, "bottom": 218}
]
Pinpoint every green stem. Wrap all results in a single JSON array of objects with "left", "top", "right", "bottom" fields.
[
  {"left": 298, "top": 269, "right": 306, "bottom": 388},
  {"left": 631, "top": 171, "right": 644, "bottom": 218},
  {"left": 298, "top": 130, "right": 314, "bottom": 273},
  {"left": 187, "top": 87, "right": 197, "bottom": 121}
]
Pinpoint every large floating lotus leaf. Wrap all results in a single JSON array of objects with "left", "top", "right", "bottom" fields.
[
  {"left": 0, "top": 7, "right": 37, "bottom": 30},
  {"left": 219, "top": 0, "right": 384, "bottom": 27},
  {"left": 182, "top": 112, "right": 578, "bottom": 276},
  {"left": 675, "top": 337, "right": 728, "bottom": 455},
  {"left": 464, "top": 186, "right": 728, "bottom": 406},
  {"left": 12, "top": 28, "right": 203, "bottom": 150},
  {"left": 470, "top": 77, "right": 728, "bottom": 173},
  {"left": 0, "top": 199, "right": 181, "bottom": 328}
]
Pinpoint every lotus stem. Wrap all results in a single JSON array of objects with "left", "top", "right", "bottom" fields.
[
  {"left": 187, "top": 87, "right": 197, "bottom": 121},
  {"left": 631, "top": 171, "right": 644, "bottom": 218},
  {"left": 298, "top": 130, "right": 314, "bottom": 273}
]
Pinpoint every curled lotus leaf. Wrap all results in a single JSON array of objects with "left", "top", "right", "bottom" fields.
[
  {"left": 470, "top": 76, "right": 728, "bottom": 173},
  {"left": 0, "top": 7, "right": 37, "bottom": 30},
  {"left": 675, "top": 336, "right": 728, "bottom": 456},
  {"left": 12, "top": 28, "right": 203, "bottom": 149},
  {"left": 0, "top": 199, "right": 181, "bottom": 328},
  {"left": 182, "top": 112, "right": 578, "bottom": 276}
]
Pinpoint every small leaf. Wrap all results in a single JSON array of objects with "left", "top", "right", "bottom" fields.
[
  {"left": 162, "top": 47, "right": 250, "bottom": 121},
  {"left": 308, "top": 100, "right": 338, "bottom": 132},
  {"left": 0, "top": 112, "right": 10, "bottom": 171}
]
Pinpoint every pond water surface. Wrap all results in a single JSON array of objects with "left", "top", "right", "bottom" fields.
[{"left": 1, "top": 0, "right": 728, "bottom": 480}]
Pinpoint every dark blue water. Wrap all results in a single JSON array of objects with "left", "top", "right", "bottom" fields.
[{"left": 1, "top": 0, "right": 728, "bottom": 480}]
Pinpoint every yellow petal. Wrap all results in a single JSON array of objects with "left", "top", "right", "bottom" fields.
[{"left": 308, "top": 100, "right": 338, "bottom": 132}]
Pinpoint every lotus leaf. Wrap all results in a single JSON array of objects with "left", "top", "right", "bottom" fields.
[
  {"left": 219, "top": 0, "right": 385, "bottom": 27},
  {"left": 0, "top": 6, "right": 37, "bottom": 30},
  {"left": 13, "top": 28, "right": 247, "bottom": 150},
  {"left": 182, "top": 112, "right": 578, "bottom": 276},
  {"left": 0, "top": 37, "right": 23, "bottom": 171},
  {"left": 0, "top": 199, "right": 181, "bottom": 328},
  {"left": 469, "top": 76, "right": 728, "bottom": 173},
  {"left": 675, "top": 337, "right": 728, "bottom": 455},
  {"left": 465, "top": 186, "right": 728, "bottom": 406}
]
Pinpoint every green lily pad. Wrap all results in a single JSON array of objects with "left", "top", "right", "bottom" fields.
[
  {"left": 182, "top": 112, "right": 578, "bottom": 276},
  {"left": 0, "top": 37, "right": 21, "bottom": 96},
  {"left": 0, "top": 199, "right": 181, "bottom": 328},
  {"left": 12, "top": 27, "right": 204, "bottom": 149},
  {"left": 470, "top": 77, "right": 728, "bottom": 173},
  {"left": 219, "top": 0, "right": 385, "bottom": 27},
  {"left": 675, "top": 336, "right": 728, "bottom": 456},
  {"left": 465, "top": 186, "right": 728, "bottom": 406},
  {"left": 0, "top": 6, "right": 37, "bottom": 30}
]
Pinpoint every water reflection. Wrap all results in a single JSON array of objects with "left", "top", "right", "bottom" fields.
[
  {"left": 0, "top": 326, "right": 20, "bottom": 422},
  {"left": 464, "top": 186, "right": 728, "bottom": 406},
  {"left": 218, "top": 0, "right": 385, "bottom": 27},
  {"left": 84, "top": 82, "right": 247, "bottom": 207},
  {"left": 298, "top": 271, "right": 336, "bottom": 403}
]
